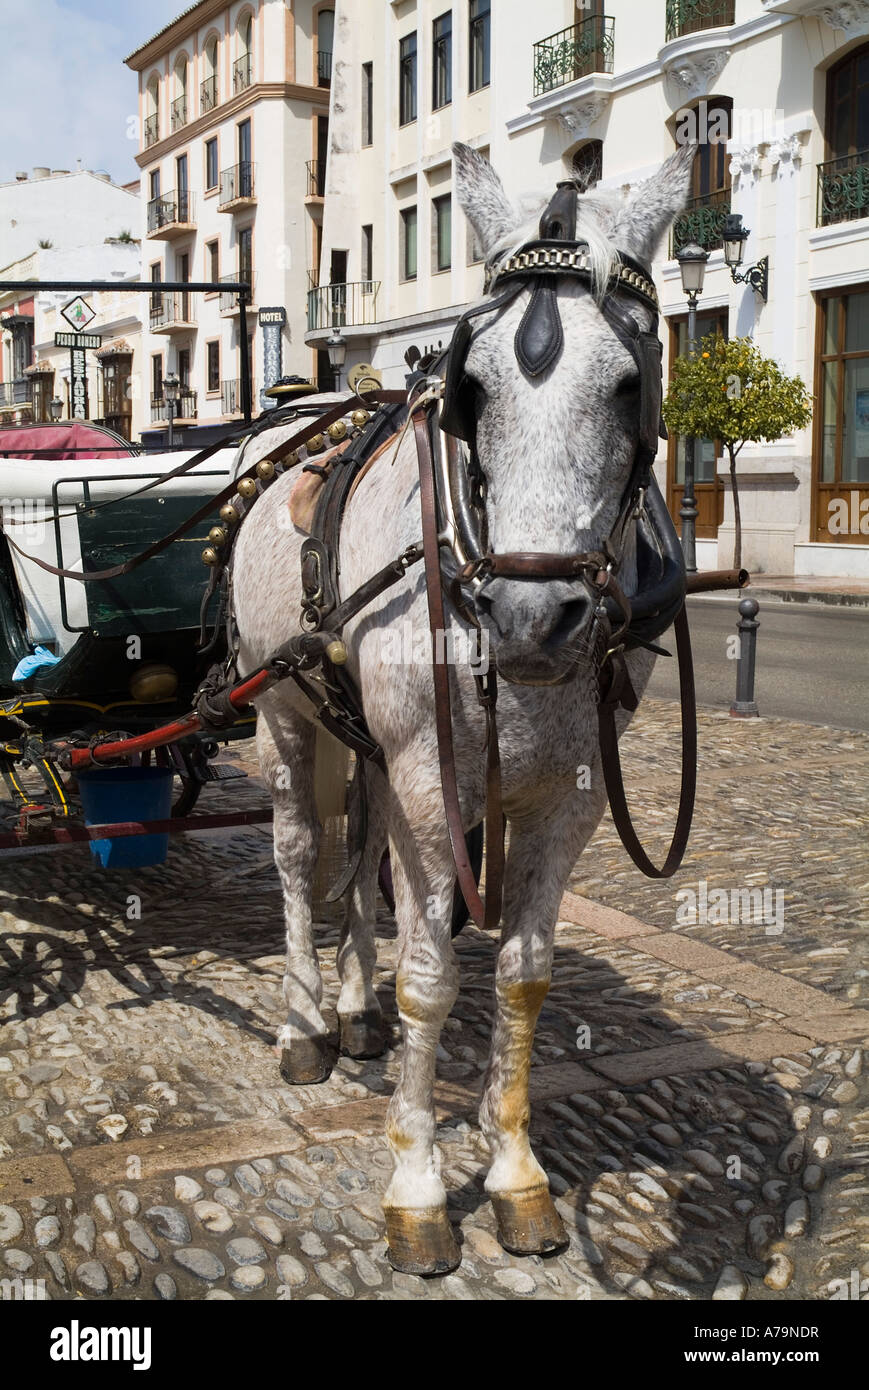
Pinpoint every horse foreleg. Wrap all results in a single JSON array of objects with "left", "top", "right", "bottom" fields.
[
  {"left": 336, "top": 762, "right": 388, "bottom": 1059},
  {"left": 258, "top": 707, "right": 330, "bottom": 1085},
  {"left": 382, "top": 789, "right": 461, "bottom": 1275},
  {"left": 480, "top": 806, "right": 601, "bottom": 1254}
]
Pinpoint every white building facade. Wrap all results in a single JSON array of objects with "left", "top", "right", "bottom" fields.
[
  {"left": 315, "top": 0, "right": 869, "bottom": 577},
  {"left": 126, "top": 0, "right": 335, "bottom": 444}
]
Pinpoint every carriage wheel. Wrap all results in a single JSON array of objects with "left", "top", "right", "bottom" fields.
[{"left": 378, "top": 822, "right": 485, "bottom": 937}]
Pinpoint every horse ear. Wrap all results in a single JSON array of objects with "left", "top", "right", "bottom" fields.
[
  {"left": 612, "top": 142, "right": 697, "bottom": 264},
  {"left": 453, "top": 142, "right": 516, "bottom": 257}
]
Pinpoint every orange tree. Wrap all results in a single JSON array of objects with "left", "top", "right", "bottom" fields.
[{"left": 662, "top": 334, "right": 813, "bottom": 568}]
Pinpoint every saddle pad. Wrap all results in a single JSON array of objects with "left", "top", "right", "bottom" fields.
[{"left": 287, "top": 432, "right": 399, "bottom": 535}]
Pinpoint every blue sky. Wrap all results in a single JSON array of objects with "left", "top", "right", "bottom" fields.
[{"left": 0, "top": 0, "right": 185, "bottom": 186}]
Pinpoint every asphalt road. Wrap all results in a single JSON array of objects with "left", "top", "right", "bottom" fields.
[{"left": 647, "top": 595, "right": 869, "bottom": 732}]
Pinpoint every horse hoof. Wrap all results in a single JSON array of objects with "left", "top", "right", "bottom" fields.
[
  {"left": 491, "top": 1188, "right": 568, "bottom": 1256},
  {"left": 279, "top": 1037, "right": 331, "bottom": 1085},
  {"left": 384, "top": 1206, "right": 461, "bottom": 1277},
  {"left": 339, "top": 1009, "right": 385, "bottom": 1059}
]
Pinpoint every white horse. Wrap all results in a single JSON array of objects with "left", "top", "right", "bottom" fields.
[{"left": 232, "top": 141, "right": 695, "bottom": 1274}]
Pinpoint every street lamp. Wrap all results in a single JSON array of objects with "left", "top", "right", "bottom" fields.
[
  {"left": 49, "top": 396, "right": 63, "bottom": 422},
  {"left": 326, "top": 330, "right": 346, "bottom": 391},
  {"left": 722, "top": 213, "right": 769, "bottom": 301},
  {"left": 163, "top": 372, "right": 180, "bottom": 449},
  {"left": 676, "top": 241, "right": 710, "bottom": 575}
]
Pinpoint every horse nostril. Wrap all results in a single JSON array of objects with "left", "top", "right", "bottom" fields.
[{"left": 544, "top": 595, "right": 593, "bottom": 649}]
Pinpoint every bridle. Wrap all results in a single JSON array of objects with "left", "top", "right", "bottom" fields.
[{"left": 409, "top": 179, "right": 700, "bottom": 930}]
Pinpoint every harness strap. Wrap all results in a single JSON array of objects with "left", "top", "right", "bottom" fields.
[
  {"left": 597, "top": 602, "right": 697, "bottom": 877},
  {"left": 413, "top": 410, "right": 504, "bottom": 932}
]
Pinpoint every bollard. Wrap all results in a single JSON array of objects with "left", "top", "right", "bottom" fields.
[{"left": 730, "top": 596, "right": 760, "bottom": 718}]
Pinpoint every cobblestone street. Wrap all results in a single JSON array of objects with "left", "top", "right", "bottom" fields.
[{"left": 0, "top": 698, "right": 866, "bottom": 1302}]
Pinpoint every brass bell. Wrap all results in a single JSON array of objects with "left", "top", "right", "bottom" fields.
[
  {"left": 208, "top": 526, "right": 227, "bottom": 546},
  {"left": 220, "top": 504, "right": 240, "bottom": 526},
  {"left": 282, "top": 449, "right": 300, "bottom": 467},
  {"left": 237, "top": 477, "right": 257, "bottom": 498},
  {"left": 325, "top": 639, "right": 348, "bottom": 665},
  {"left": 306, "top": 433, "right": 325, "bottom": 454},
  {"left": 256, "top": 459, "right": 275, "bottom": 480},
  {"left": 202, "top": 547, "right": 220, "bottom": 567},
  {"left": 327, "top": 419, "right": 347, "bottom": 441},
  {"left": 351, "top": 409, "right": 370, "bottom": 428}
]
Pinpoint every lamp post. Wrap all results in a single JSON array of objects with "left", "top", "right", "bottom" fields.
[
  {"left": 163, "top": 372, "right": 180, "bottom": 449},
  {"left": 675, "top": 241, "right": 710, "bottom": 575},
  {"left": 49, "top": 396, "right": 63, "bottom": 422},
  {"left": 722, "top": 213, "right": 769, "bottom": 301},
  {"left": 326, "top": 330, "right": 346, "bottom": 392}
]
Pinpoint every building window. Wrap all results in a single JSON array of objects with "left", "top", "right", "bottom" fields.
[
  {"left": 207, "top": 340, "right": 220, "bottom": 393},
  {"left": 239, "top": 226, "right": 253, "bottom": 298},
  {"left": 813, "top": 288, "right": 869, "bottom": 542},
  {"left": 671, "top": 98, "right": 733, "bottom": 256},
  {"left": 361, "top": 224, "right": 373, "bottom": 282},
  {"left": 149, "top": 261, "right": 161, "bottom": 311},
  {"left": 151, "top": 353, "right": 163, "bottom": 403},
  {"left": 433, "top": 194, "right": 451, "bottom": 272},
  {"left": 317, "top": 9, "right": 334, "bottom": 87},
  {"left": 205, "top": 137, "right": 218, "bottom": 190},
  {"left": 572, "top": 140, "right": 603, "bottom": 192},
  {"left": 469, "top": 0, "right": 490, "bottom": 92},
  {"left": 819, "top": 44, "right": 869, "bottom": 226},
  {"left": 362, "top": 62, "right": 373, "bottom": 146},
  {"left": 399, "top": 33, "right": 417, "bottom": 126},
  {"left": 206, "top": 239, "right": 219, "bottom": 288},
  {"left": 149, "top": 169, "right": 161, "bottom": 202},
  {"left": 433, "top": 12, "right": 452, "bottom": 110},
  {"left": 400, "top": 206, "right": 418, "bottom": 281}
]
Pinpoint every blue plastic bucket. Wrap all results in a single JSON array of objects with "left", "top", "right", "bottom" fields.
[{"left": 77, "top": 766, "right": 175, "bottom": 869}]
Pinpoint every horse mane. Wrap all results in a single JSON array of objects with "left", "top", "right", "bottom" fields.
[{"left": 485, "top": 186, "right": 624, "bottom": 305}]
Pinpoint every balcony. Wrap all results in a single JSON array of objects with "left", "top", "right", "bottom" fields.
[
  {"left": 307, "top": 268, "right": 320, "bottom": 291},
  {"left": 171, "top": 95, "right": 188, "bottom": 131},
  {"left": 147, "top": 190, "right": 196, "bottom": 239},
  {"left": 306, "top": 159, "right": 326, "bottom": 199},
  {"left": 149, "top": 292, "right": 196, "bottom": 333},
  {"left": 219, "top": 273, "right": 254, "bottom": 315},
  {"left": 665, "top": 0, "right": 734, "bottom": 40},
  {"left": 144, "top": 113, "right": 159, "bottom": 148},
  {"left": 817, "top": 151, "right": 869, "bottom": 228},
  {"left": 307, "top": 280, "right": 380, "bottom": 333},
  {"left": 318, "top": 49, "right": 332, "bottom": 87},
  {"left": 0, "top": 378, "right": 32, "bottom": 409},
  {"left": 533, "top": 15, "right": 615, "bottom": 96},
  {"left": 151, "top": 391, "right": 197, "bottom": 424},
  {"left": 670, "top": 188, "right": 730, "bottom": 257},
  {"left": 201, "top": 75, "right": 218, "bottom": 114},
  {"left": 233, "top": 53, "right": 252, "bottom": 94},
  {"left": 218, "top": 162, "right": 256, "bottom": 210},
  {"left": 221, "top": 379, "right": 248, "bottom": 415}
]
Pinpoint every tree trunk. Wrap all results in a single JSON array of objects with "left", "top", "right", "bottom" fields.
[{"left": 728, "top": 443, "right": 742, "bottom": 570}]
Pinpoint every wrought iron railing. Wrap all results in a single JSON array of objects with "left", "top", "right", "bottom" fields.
[
  {"left": 147, "top": 191, "right": 195, "bottom": 233},
  {"left": 149, "top": 292, "right": 195, "bottom": 330},
  {"left": 218, "top": 162, "right": 255, "bottom": 206},
  {"left": 200, "top": 75, "right": 218, "bottom": 114},
  {"left": 233, "top": 53, "right": 252, "bottom": 93},
  {"left": 306, "top": 159, "right": 326, "bottom": 197},
  {"left": 307, "top": 280, "right": 380, "bottom": 333},
  {"left": 151, "top": 391, "right": 197, "bottom": 423},
  {"left": 533, "top": 15, "right": 615, "bottom": 96},
  {"left": 817, "top": 151, "right": 869, "bottom": 227},
  {"left": 318, "top": 49, "right": 333, "bottom": 85},
  {"left": 219, "top": 273, "right": 252, "bottom": 313},
  {"left": 670, "top": 188, "right": 730, "bottom": 256},
  {"left": 0, "top": 379, "right": 32, "bottom": 408},
  {"left": 665, "top": 0, "right": 734, "bottom": 41},
  {"left": 221, "top": 379, "right": 247, "bottom": 415},
  {"left": 144, "top": 113, "right": 159, "bottom": 148},
  {"left": 171, "top": 95, "right": 187, "bottom": 131}
]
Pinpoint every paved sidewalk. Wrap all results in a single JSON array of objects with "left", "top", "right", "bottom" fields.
[
  {"left": 0, "top": 701, "right": 866, "bottom": 1301},
  {"left": 748, "top": 574, "right": 869, "bottom": 607}
]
